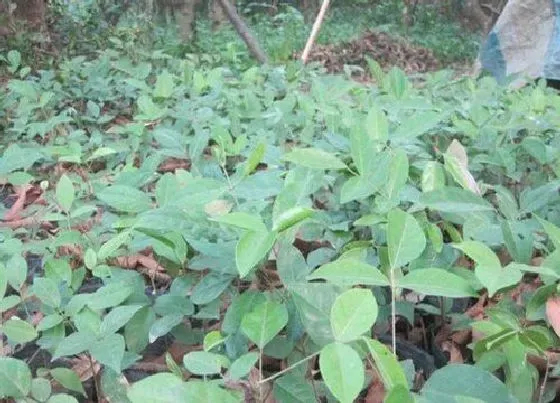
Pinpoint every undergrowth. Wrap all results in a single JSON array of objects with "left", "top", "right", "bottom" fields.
[{"left": 0, "top": 2, "right": 558, "bottom": 403}]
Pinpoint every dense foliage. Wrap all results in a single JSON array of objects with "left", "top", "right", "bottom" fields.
[{"left": 1, "top": 2, "right": 559, "bottom": 403}]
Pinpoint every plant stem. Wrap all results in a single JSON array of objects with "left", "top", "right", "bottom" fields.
[
  {"left": 258, "top": 351, "right": 320, "bottom": 384},
  {"left": 538, "top": 356, "right": 550, "bottom": 403},
  {"left": 390, "top": 267, "right": 397, "bottom": 355}
]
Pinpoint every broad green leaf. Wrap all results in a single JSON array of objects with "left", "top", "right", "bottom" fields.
[
  {"left": 0, "top": 263, "right": 8, "bottom": 298},
  {"left": 282, "top": 148, "right": 347, "bottom": 170},
  {"left": 454, "top": 242, "right": 521, "bottom": 297},
  {"left": 228, "top": 352, "right": 259, "bottom": 380},
  {"left": 203, "top": 330, "right": 225, "bottom": 352},
  {"left": 37, "top": 313, "right": 63, "bottom": 331},
  {"left": 53, "top": 332, "right": 96, "bottom": 359},
  {"left": 236, "top": 231, "right": 276, "bottom": 278},
  {"left": 212, "top": 212, "right": 267, "bottom": 232},
  {"left": 127, "top": 373, "right": 188, "bottom": 403},
  {"left": 183, "top": 351, "right": 226, "bottom": 375},
  {"left": 50, "top": 368, "right": 85, "bottom": 396},
  {"left": 97, "top": 230, "right": 131, "bottom": 260},
  {"left": 87, "top": 283, "right": 134, "bottom": 310},
  {"left": 387, "top": 209, "right": 426, "bottom": 269},
  {"left": 56, "top": 174, "right": 74, "bottom": 212},
  {"left": 365, "top": 105, "right": 388, "bottom": 146},
  {"left": 320, "top": 343, "right": 364, "bottom": 403},
  {"left": 240, "top": 300, "right": 288, "bottom": 349},
  {"left": 125, "top": 306, "right": 156, "bottom": 353},
  {"left": 307, "top": 258, "right": 389, "bottom": 286},
  {"left": 397, "top": 268, "right": 477, "bottom": 297},
  {"left": 384, "top": 149, "right": 409, "bottom": 201},
  {"left": 0, "top": 358, "right": 32, "bottom": 398},
  {"left": 182, "top": 380, "right": 241, "bottom": 402},
  {"left": 96, "top": 185, "right": 152, "bottom": 213},
  {"left": 420, "top": 364, "right": 516, "bottom": 403},
  {"left": 393, "top": 110, "right": 443, "bottom": 138},
  {"left": 84, "top": 248, "right": 97, "bottom": 270},
  {"left": 273, "top": 373, "right": 315, "bottom": 403},
  {"left": 190, "top": 273, "right": 233, "bottom": 305},
  {"left": 536, "top": 216, "right": 560, "bottom": 249},
  {"left": 7, "top": 254, "right": 27, "bottom": 290},
  {"left": 153, "top": 295, "right": 194, "bottom": 316},
  {"left": 31, "top": 377, "right": 52, "bottom": 401},
  {"left": 153, "top": 70, "right": 174, "bottom": 98},
  {"left": 386, "top": 385, "right": 414, "bottom": 403},
  {"left": 148, "top": 314, "right": 183, "bottom": 342},
  {"left": 244, "top": 143, "right": 265, "bottom": 176},
  {"left": 222, "top": 291, "right": 266, "bottom": 334},
  {"left": 420, "top": 188, "right": 494, "bottom": 213},
  {"left": 32, "top": 277, "right": 61, "bottom": 308},
  {"left": 90, "top": 333, "right": 126, "bottom": 373},
  {"left": 340, "top": 152, "right": 390, "bottom": 203},
  {"left": 101, "top": 368, "right": 131, "bottom": 403},
  {"left": 363, "top": 338, "right": 408, "bottom": 390},
  {"left": 0, "top": 295, "right": 21, "bottom": 312},
  {"left": 453, "top": 241, "right": 501, "bottom": 269},
  {"left": 47, "top": 394, "right": 79, "bottom": 403},
  {"left": 331, "top": 288, "right": 378, "bottom": 342},
  {"left": 100, "top": 305, "right": 144, "bottom": 336},
  {"left": 2, "top": 318, "right": 38, "bottom": 344},
  {"left": 272, "top": 207, "right": 314, "bottom": 233}
]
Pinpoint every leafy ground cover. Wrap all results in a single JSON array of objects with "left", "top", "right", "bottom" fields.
[{"left": 1, "top": 4, "right": 560, "bottom": 403}]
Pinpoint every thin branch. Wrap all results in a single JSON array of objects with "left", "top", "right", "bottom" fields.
[
  {"left": 217, "top": 0, "right": 268, "bottom": 64},
  {"left": 301, "top": 0, "right": 331, "bottom": 64},
  {"left": 258, "top": 351, "right": 319, "bottom": 384}
]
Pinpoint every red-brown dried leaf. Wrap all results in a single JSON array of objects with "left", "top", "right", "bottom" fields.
[{"left": 546, "top": 296, "right": 560, "bottom": 337}]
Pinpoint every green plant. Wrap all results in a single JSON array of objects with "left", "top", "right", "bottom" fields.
[{"left": 1, "top": 21, "right": 560, "bottom": 402}]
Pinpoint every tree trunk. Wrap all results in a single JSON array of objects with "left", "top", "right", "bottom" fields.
[
  {"left": 211, "top": 0, "right": 235, "bottom": 30},
  {"left": 12, "top": 0, "right": 46, "bottom": 31}
]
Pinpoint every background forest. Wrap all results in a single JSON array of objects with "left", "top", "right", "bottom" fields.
[{"left": 1, "top": 1, "right": 560, "bottom": 403}]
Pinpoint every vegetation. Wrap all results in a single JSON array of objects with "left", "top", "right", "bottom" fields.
[{"left": 0, "top": 1, "right": 558, "bottom": 403}]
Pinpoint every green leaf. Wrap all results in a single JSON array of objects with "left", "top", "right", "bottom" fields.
[
  {"left": 37, "top": 314, "right": 63, "bottom": 331},
  {"left": 272, "top": 207, "right": 314, "bottom": 233},
  {"left": 183, "top": 351, "right": 226, "bottom": 375},
  {"left": 282, "top": 148, "right": 347, "bottom": 170},
  {"left": 383, "top": 149, "right": 409, "bottom": 201},
  {"left": 397, "top": 268, "right": 477, "bottom": 297},
  {"left": 422, "top": 161, "right": 446, "bottom": 192},
  {"left": 190, "top": 273, "right": 233, "bottom": 305},
  {"left": 453, "top": 242, "right": 520, "bottom": 297},
  {"left": 56, "top": 174, "right": 74, "bottom": 213},
  {"left": 125, "top": 306, "right": 156, "bottom": 353},
  {"left": 244, "top": 142, "right": 266, "bottom": 176},
  {"left": 320, "top": 343, "right": 364, "bottom": 403},
  {"left": 7, "top": 254, "right": 27, "bottom": 290},
  {"left": 47, "top": 394, "right": 79, "bottom": 403},
  {"left": 228, "top": 352, "right": 259, "bottom": 380},
  {"left": 97, "top": 230, "right": 132, "bottom": 260},
  {"left": 0, "top": 357, "right": 32, "bottom": 398},
  {"left": 331, "top": 288, "right": 378, "bottom": 342},
  {"left": 273, "top": 373, "right": 316, "bottom": 403},
  {"left": 420, "top": 364, "right": 516, "bottom": 402},
  {"left": 154, "top": 295, "right": 194, "bottom": 316},
  {"left": 536, "top": 216, "right": 560, "bottom": 249},
  {"left": 387, "top": 209, "right": 426, "bottom": 268},
  {"left": 127, "top": 373, "right": 188, "bottom": 403},
  {"left": 53, "top": 332, "right": 96, "bottom": 359},
  {"left": 0, "top": 263, "right": 8, "bottom": 298},
  {"left": 2, "top": 318, "right": 37, "bottom": 344},
  {"left": 420, "top": 188, "right": 494, "bottom": 213},
  {"left": 97, "top": 185, "right": 152, "bottom": 213},
  {"left": 212, "top": 212, "right": 267, "bottom": 232},
  {"left": 31, "top": 377, "right": 52, "bottom": 401},
  {"left": 363, "top": 338, "right": 408, "bottom": 391},
  {"left": 90, "top": 333, "right": 126, "bottom": 373},
  {"left": 236, "top": 231, "right": 277, "bottom": 277},
  {"left": 182, "top": 381, "right": 241, "bottom": 402},
  {"left": 148, "top": 314, "right": 183, "bottom": 342},
  {"left": 365, "top": 105, "right": 388, "bottom": 146},
  {"left": 308, "top": 258, "right": 389, "bottom": 286},
  {"left": 100, "top": 305, "right": 144, "bottom": 336},
  {"left": 240, "top": 300, "right": 288, "bottom": 349},
  {"left": 32, "top": 277, "right": 61, "bottom": 308},
  {"left": 153, "top": 70, "right": 174, "bottom": 99},
  {"left": 87, "top": 283, "right": 134, "bottom": 310},
  {"left": 0, "top": 295, "right": 21, "bottom": 312},
  {"left": 51, "top": 368, "right": 86, "bottom": 396},
  {"left": 203, "top": 330, "right": 225, "bottom": 352}
]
